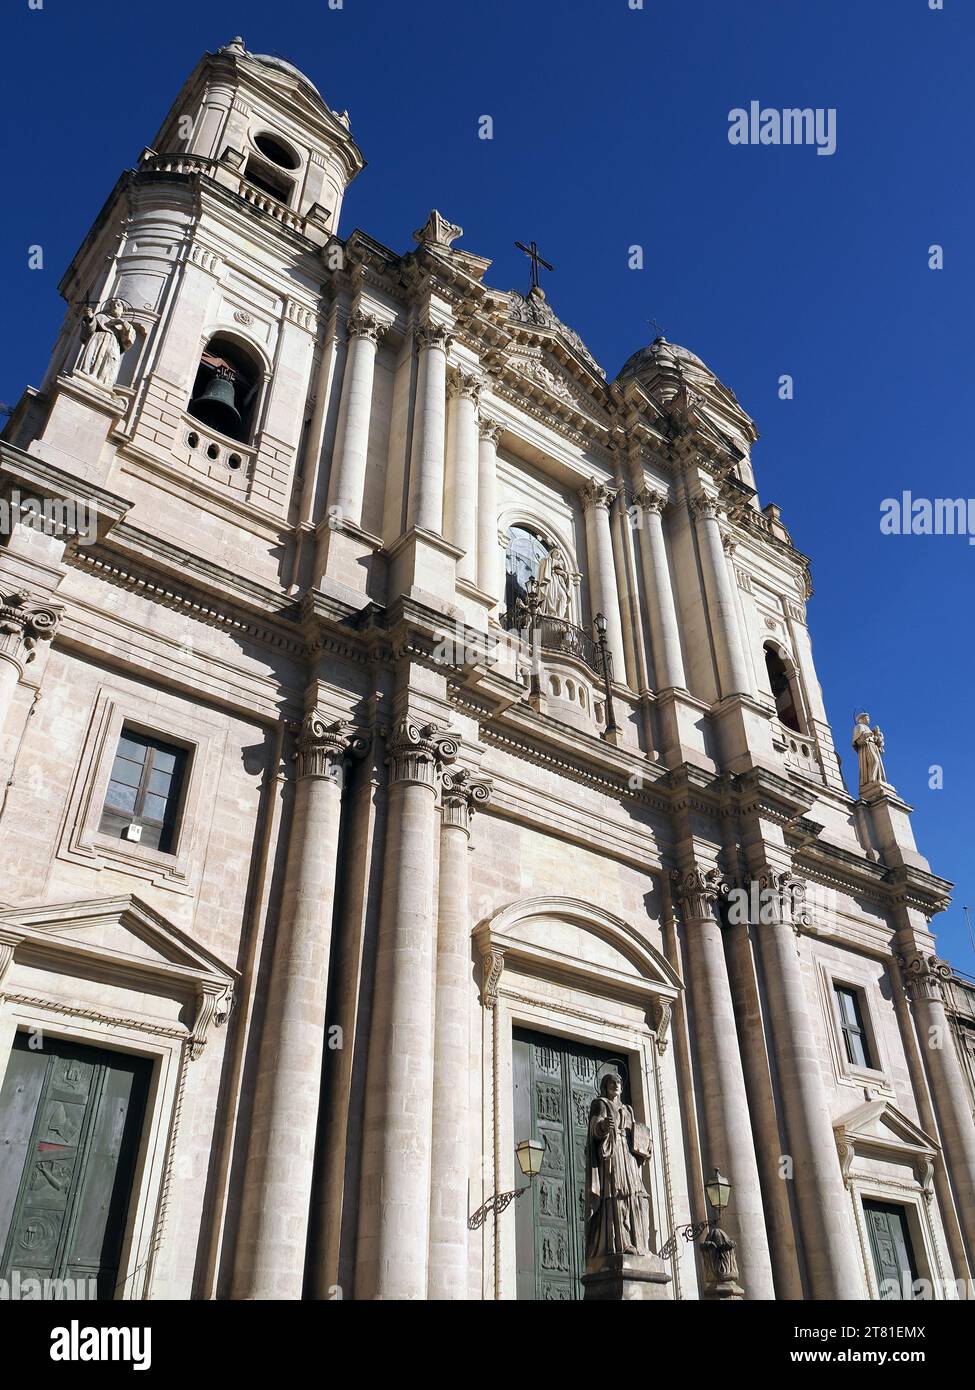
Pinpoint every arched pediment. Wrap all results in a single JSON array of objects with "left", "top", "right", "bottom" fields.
[{"left": 473, "top": 896, "right": 682, "bottom": 1007}]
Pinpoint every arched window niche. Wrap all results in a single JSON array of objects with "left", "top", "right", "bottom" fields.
[
  {"left": 503, "top": 524, "right": 575, "bottom": 629},
  {"left": 764, "top": 642, "right": 805, "bottom": 734},
  {"left": 187, "top": 335, "right": 262, "bottom": 445}
]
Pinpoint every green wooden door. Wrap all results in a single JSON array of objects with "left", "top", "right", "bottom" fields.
[
  {"left": 0, "top": 1032, "right": 151, "bottom": 1298},
  {"left": 863, "top": 1200, "right": 922, "bottom": 1299},
  {"left": 513, "top": 1027, "right": 632, "bottom": 1300}
]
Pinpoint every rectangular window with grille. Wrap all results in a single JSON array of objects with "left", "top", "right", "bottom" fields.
[
  {"left": 835, "top": 983, "right": 874, "bottom": 1070},
  {"left": 98, "top": 729, "right": 188, "bottom": 853}
]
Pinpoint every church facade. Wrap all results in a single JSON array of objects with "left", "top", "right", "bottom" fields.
[{"left": 0, "top": 38, "right": 973, "bottom": 1302}]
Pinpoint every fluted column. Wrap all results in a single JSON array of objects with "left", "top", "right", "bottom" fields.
[
  {"left": 632, "top": 488, "right": 685, "bottom": 690},
  {"left": 428, "top": 769, "right": 492, "bottom": 1299},
  {"left": 477, "top": 418, "right": 503, "bottom": 605},
  {"left": 899, "top": 948, "right": 975, "bottom": 1262},
  {"left": 326, "top": 308, "right": 386, "bottom": 528},
  {"left": 356, "top": 719, "right": 459, "bottom": 1300},
  {"left": 234, "top": 714, "right": 367, "bottom": 1300},
  {"left": 407, "top": 323, "right": 452, "bottom": 535},
  {"left": 580, "top": 478, "right": 626, "bottom": 680},
  {"left": 690, "top": 493, "right": 750, "bottom": 697},
  {"left": 671, "top": 866, "right": 775, "bottom": 1299},
  {"left": 0, "top": 589, "right": 60, "bottom": 717},
  {"left": 444, "top": 369, "right": 481, "bottom": 584},
  {"left": 751, "top": 869, "right": 863, "bottom": 1299}
]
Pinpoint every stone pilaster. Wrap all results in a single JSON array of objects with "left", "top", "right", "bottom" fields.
[
  {"left": 690, "top": 492, "right": 750, "bottom": 697},
  {"left": 580, "top": 478, "right": 626, "bottom": 680},
  {"left": 476, "top": 418, "right": 503, "bottom": 608},
  {"left": 0, "top": 589, "right": 61, "bottom": 715},
  {"left": 671, "top": 865, "right": 775, "bottom": 1299},
  {"left": 428, "top": 769, "right": 491, "bottom": 1299},
  {"left": 408, "top": 323, "right": 452, "bottom": 535},
  {"left": 748, "top": 866, "right": 864, "bottom": 1299},
  {"left": 444, "top": 369, "right": 481, "bottom": 586},
  {"left": 898, "top": 946, "right": 975, "bottom": 1264},
  {"left": 632, "top": 488, "right": 685, "bottom": 690},
  {"left": 356, "top": 718, "right": 459, "bottom": 1300},
  {"left": 233, "top": 714, "right": 368, "bottom": 1300}
]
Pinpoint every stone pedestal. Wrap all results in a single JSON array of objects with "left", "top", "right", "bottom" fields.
[{"left": 582, "top": 1253, "right": 672, "bottom": 1301}]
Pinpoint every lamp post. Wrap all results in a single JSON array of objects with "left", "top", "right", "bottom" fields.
[
  {"left": 657, "top": 1168, "right": 743, "bottom": 1300},
  {"left": 593, "top": 611, "right": 621, "bottom": 743},
  {"left": 467, "top": 1139, "right": 545, "bottom": 1230}
]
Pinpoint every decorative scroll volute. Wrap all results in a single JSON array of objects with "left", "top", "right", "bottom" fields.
[
  {"left": 386, "top": 718, "right": 459, "bottom": 789},
  {"left": 294, "top": 714, "right": 370, "bottom": 781},
  {"left": 441, "top": 768, "right": 492, "bottom": 833},
  {"left": 670, "top": 866, "right": 728, "bottom": 922}
]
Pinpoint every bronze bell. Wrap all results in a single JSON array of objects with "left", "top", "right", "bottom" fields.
[{"left": 189, "top": 365, "right": 242, "bottom": 438}]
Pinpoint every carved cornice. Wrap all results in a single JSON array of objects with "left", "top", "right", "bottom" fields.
[
  {"left": 0, "top": 590, "right": 62, "bottom": 669},
  {"left": 441, "top": 768, "right": 492, "bottom": 831},
  {"left": 386, "top": 718, "right": 459, "bottom": 787},
  {"left": 294, "top": 713, "right": 370, "bottom": 780}
]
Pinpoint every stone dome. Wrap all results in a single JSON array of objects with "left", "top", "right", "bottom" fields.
[
  {"left": 617, "top": 335, "right": 712, "bottom": 381},
  {"left": 218, "top": 38, "right": 324, "bottom": 99}
]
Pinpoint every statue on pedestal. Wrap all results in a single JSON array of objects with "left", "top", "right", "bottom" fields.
[
  {"left": 76, "top": 299, "right": 138, "bottom": 389},
  {"left": 537, "top": 546, "right": 572, "bottom": 622},
  {"left": 584, "top": 1070, "right": 652, "bottom": 1259},
  {"left": 852, "top": 711, "right": 887, "bottom": 792}
]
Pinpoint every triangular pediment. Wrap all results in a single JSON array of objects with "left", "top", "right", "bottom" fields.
[
  {"left": 0, "top": 894, "right": 236, "bottom": 987},
  {"left": 834, "top": 1099, "right": 938, "bottom": 1157},
  {"left": 505, "top": 347, "right": 606, "bottom": 423}
]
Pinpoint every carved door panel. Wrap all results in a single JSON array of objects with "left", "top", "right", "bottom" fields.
[
  {"left": 863, "top": 1200, "right": 921, "bottom": 1299},
  {"left": 0, "top": 1032, "right": 151, "bottom": 1298},
  {"left": 513, "top": 1028, "right": 631, "bottom": 1300}
]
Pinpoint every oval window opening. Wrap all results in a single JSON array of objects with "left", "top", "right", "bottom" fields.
[{"left": 253, "top": 132, "right": 300, "bottom": 170}]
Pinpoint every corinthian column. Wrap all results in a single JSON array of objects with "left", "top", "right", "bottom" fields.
[
  {"left": 477, "top": 418, "right": 503, "bottom": 606},
  {"left": 632, "top": 489, "right": 685, "bottom": 690},
  {"left": 580, "top": 479, "right": 626, "bottom": 680},
  {"left": 234, "top": 714, "right": 367, "bottom": 1300},
  {"left": 899, "top": 948, "right": 975, "bottom": 1262},
  {"left": 751, "top": 868, "right": 863, "bottom": 1299},
  {"left": 671, "top": 866, "right": 775, "bottom": 1299},
  {"left": 690, "top": 493, "right": 750, "bottom": 697},
  {"left": 0, "top": 589, "right": 61, "bottom": 717},
  {"left": 408, "top": 323, "right": 452, "bottom": 535},
  {"left": 326, "top": 308, "right": 387, "bottom": 528},
  {"left": 428, "top": 769, "right": 492, "bottom": 1299},
  {"left": 356, "top": 719, "right": 459, "bottom": 1300},
  {"left": 444, "top": 369, "right": 481, "bottom": 584}
]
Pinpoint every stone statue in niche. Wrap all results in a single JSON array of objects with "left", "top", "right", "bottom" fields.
[
  {"left": 76, "top": 298, "right": 138, "bottom": 389},
  {"left": 537, "top": 546, "right": 572, "bottom": 621},
  {"left": 584, "top": 1071, "right": 652, "bottom": 1259},
  {"left": 852, "top": 711, "right": 887, "bottom": 791}
]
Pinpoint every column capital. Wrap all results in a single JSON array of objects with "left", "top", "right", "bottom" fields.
[
  {"left": 690, "top": 491, "right": 723, "bottom": 522},
  {"left": 756, "top": 867, "right": 811, "bottom": 929},
  {"left": 386, "top": 718, "right": 459, "bottom": 787},
  {"left": 446, "top": 366, "right": 481, "bottom": 404},
  {"left": 0, "top": 589, "right": 62, "bottom": 672},
  {"left": 415, "top": 321, "right": 454, "bottom": 353},
  {"left": 294, "top": 713, "right": 370, "bottom": 780},
  {"left": 897, "top": 949, "right": 953, "bottom": 1004},
  {"left": 346, "top": 307, "right": 388, "bottom": 344},
  {"left": 579, "top": 476, "right": 618, "bottom": 511},
  {"left": 670, "top": 865, "right": 730, "bottom": 921},
  {"left": 632, "top": 485, "right": 669, "bottom": 516},
  {"left": 478, "top": 415, "right": 504, "bottom": 446},
  {"left": 441, "top": 768, "right": 492, "bottom": 832}
]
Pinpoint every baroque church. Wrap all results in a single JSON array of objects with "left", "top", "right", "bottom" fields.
[{"left": 1, "top": 37, "right": 974, "bottom": 1302}]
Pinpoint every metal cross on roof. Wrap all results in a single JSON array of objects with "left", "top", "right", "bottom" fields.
[
  {"left": 648, "top": 316, "right": 667, "bottom": 341},
  {"left": 515, "top": 239, "right": 554, "bottom": 293}
]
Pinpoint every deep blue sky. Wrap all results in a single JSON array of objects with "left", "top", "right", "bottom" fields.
[{"left": 2, "top": 1, "right": 972, "bottom": 967}]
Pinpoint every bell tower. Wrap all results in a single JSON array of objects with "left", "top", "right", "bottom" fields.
[{"left": 5, "top": 38, "right": 365, "bottom": 578}]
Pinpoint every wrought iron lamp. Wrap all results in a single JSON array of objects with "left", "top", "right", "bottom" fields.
[
  {"left": 657, "top": 1168, "right": 734, "bottom": 1258},
  {"left": 468, "top": 1139, "right": 545, "bottom": 1230},
  {"left": 593, "top": 612, "right": 621, "bottom": 741}
]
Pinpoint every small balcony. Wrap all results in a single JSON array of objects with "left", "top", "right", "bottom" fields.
[{"left": 502, "top": 611, "right": 603, "bottom": 678}]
